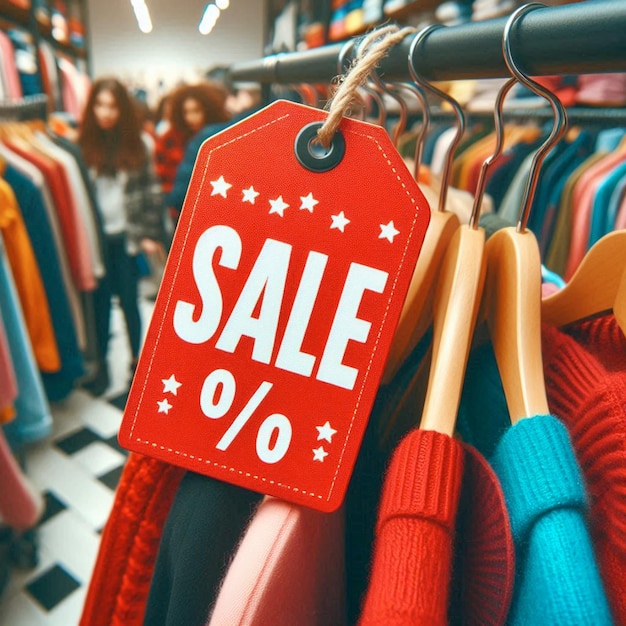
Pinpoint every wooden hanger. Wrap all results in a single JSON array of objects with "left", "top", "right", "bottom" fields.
[
  {"left": 480, "top": 3, "right": 566, "bottom": 424},
  {"left": 615, "top": 265, "right": 626, "bottom": 331},
  {"left": 419, "top": 224, "right": 486, "bottom": 434},
  {"left": 481, "top": 227, "right": 549, "bottom": 423},
  {"left": 418, "top": 76, "right": 519, "bottom": 435},
  {"left": 542, "top": 229, "right": 626, "bottom": 333}
]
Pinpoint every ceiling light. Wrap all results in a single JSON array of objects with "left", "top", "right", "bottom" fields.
[
  {"left": 130, "top": 0, "right": 153, "bottom": 33},
  {"left": 216, "top": 0, "right": 229, "bottom": 9},
  {"left": 199, "top": 4, "right": 220, "bottom": 35}
]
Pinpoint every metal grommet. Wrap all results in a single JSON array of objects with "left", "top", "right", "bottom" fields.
[{"left": 294, "top": 122, "right": 345, "bottom": 173}]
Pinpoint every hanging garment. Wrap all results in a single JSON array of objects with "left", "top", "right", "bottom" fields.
[
  {"left": 357, "top": 429, "right": 515, "bottom": 626},
  {"left": 544, "top": 152, "right": 606, "bottom": 276},
  {"left": 37, "top": 40, "right": 63, "bottom": 110},
  {"left": 79, "top": 454, "right": 185, "bottom": 626},
  {"left": 490, "top": 414, "right": 612, "bottom": 625},
  {"left": 344, "top": 325, "right": 435, "bottom": 625},
  {"left": 143, "top": 473, "right": 263, "bottom": 626},
  {"left": 6, "top": 28, "right": 43, "bottom": 96},
  {"left": 0, "top": 175, "right": 60, "bottom": 373},
  {"left": 6, "top": 138, "right": 96, "bottom": 291},
  {"left": 544, "top": 315, "right": 626, "bottom": 624},
  {"left": 3, "top": 162, "right": 85, "bottom": 400},
  {"left": 449, "top": 444, "right": 515, "bottom": 626},
  {"left": 51, "top": 132, "right": 107, "bottom": 260},
  {"left": 208, "top": 498, "right": 346, "bottom": 626},
  {"left": 576, "top": 74, "right": 626, "bottom": 107},
  {"left": 34, "top": 132, "right": 105, "bottom": 279},
  {"left": 0, "top": 235, "right": 52, "bottom": 446},
  {"left": 0, "top": 428, "right": 42, "bottom": 529},
  {"left": 0, "top": 141, "right": 87, "bottom": 349},
  {"left": 358, "top": 429, "right": 464, "bottom": 625},
  {"left": 458, "top": 337, "right": 612, "bottom": 624},
  {"left": 58, "top": 57, "right": 90, "bottom": 120},
  {"left": 587, "top": 161, "right": 626, "bottom": 246},
  {"left": 536, "top": 131, "right": 595, "bottom": 255},
  {"left": 0, "top": 31, "right": 22, "bottom": 99},
  {"left": 564, "top": 145, "right": 626, "bottom": 279},
  {"left": 0, "top": 307, "right": 17, "bottom": 418}
]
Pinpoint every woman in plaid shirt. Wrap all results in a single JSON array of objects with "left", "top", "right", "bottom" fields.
[
  {"left": 155, "top": 82, "right": 229, "bottom": 225},
  {"left": 78, "top": 77, "right": 166, "bottom": 396}
]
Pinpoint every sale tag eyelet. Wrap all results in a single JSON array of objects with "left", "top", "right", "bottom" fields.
[
  {"left": 119, "top": 100, "right": 431, "bottom": 512},
  {"left": 295, "top": 122, "right": 345, "bottom": 172}
]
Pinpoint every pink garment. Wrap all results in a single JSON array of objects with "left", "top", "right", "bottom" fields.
[
  {"left": 565, "top": 151, "right": 626, "bottom": 280},
  {"left": 0, "top": 308, "right": 17, "bottom": 410},
  {"left": 542, "top": 281, "right": 561, "bottom": 298},
  {"left": 0, "top": 31, "right": 23, "bottom": 99},
  {"left": 0, "top": 429, "right": 43, "bottom": 529},
  {"left": 576, "top": 74, "right": 626, "bottom": 107},
  {"left": 208, "top": 497, "right": 346, "bottom": 626},
  {"left": 59, "top": 58, "right": 90, "bottom": 121}
]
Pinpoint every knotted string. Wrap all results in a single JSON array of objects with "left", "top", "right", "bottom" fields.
[{"left": 317, "top": 25, "right": 416, "bottom": 149}]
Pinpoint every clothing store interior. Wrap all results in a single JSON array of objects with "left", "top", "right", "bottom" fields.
[{"left": 1, "top": 0, "right": 626, "bottom": 624}]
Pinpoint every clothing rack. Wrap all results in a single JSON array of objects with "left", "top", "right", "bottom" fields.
[
  {"left": 229, "top": 1, "right": 626, "bottom": 84},
  {"left": 0, "top": 94, "right": 48, "bottom": 121},
  {"left": 438, "top": 106, "right": 626, "bottom": 128}
]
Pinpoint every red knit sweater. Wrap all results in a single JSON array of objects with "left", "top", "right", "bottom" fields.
[
  {"left": 358, "top": 429, "right": 464, "bottom": 625},
  {"left": 80, "top": 454, "right": 185, "bottom": 626},
  {"left": 451, "top": 444, "right": 515, "bottom": 626},
  {"left": 542, "top": 315, "right": 626, "bottom": 625}
]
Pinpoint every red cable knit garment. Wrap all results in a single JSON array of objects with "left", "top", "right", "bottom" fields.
[
  {"left": 450, "top": 444, "right": 515, "bottom": 626},
  {"left": 542, "top": 315, "right": 626, "bottom": 625},
  {"left": 358, "top": 429, "right": 464, "bottom": 626},
  {"left": 79, "top": 453, "right": 185, "bottom": 626}
]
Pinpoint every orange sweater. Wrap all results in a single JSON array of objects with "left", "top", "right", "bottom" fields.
[{"left": 0, "top": 176, "right": 60, "bottom": 372}]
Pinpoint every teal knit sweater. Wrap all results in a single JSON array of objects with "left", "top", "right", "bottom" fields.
[{"left": 491, "top": 414, "right": 612, "bottom": 625}]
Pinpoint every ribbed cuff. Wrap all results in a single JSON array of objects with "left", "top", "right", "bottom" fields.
[
  {"left": 490, "top": 414, "right": 587, "bottom": 541},
  {"left": 377, "top": 429, "right": 464, "bottom": 533}
]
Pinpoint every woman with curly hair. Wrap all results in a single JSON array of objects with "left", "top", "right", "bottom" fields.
[
  {"left": 155, "top": 81, "right": 230, "bottom": 224},
  {"left": 79, "top": 77, "right": 165, "bottom": 395}
]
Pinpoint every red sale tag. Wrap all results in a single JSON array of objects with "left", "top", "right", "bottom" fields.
[{"left": 119, "top": 100, "right": 430, "bottom": 512}]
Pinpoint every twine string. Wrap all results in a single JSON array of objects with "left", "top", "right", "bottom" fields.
[{"left": 317, "top": 25, "right": 416, "bottom": 149}]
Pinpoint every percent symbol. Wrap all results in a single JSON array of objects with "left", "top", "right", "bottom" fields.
[{"left": 200, "top": 368, "right": 292, "bottom": 464}]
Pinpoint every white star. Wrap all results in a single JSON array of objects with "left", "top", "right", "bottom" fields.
[
  {"left": 312, "top": 446, "right": 328, "bottom": 462},
  {"left": 157, "top": 398, "right": 173, "bottom": 415},
  {"left": 269, "top": 196, "right": 289, "bottom": 217},
  {"left": 316, "top": 421, "right": 337, "bottom": 443},
  {"left": 379, "top": 220, "right": 400, "bottom": 243},
  {"left": 242, "top": 186, "right": 260, "bottom": 204},
  {"left": 210, "top": 175, "right": 232, "bottom": 198},
  {"left": 161, "top": 374, "right": 182, "bottom": 396},
  {"left": 330, "top": 211, "right": 350, "bottom": 232},
  {"left": 299, "top": 192, "right": 319, "bottom": 213}
]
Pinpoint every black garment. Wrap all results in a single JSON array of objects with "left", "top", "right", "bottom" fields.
[
  {"left": 143, "top": 473, "right": 263, "bottom": 626},
  {"left": 94, "top": 233, "right": 141, "bottom": 359}
]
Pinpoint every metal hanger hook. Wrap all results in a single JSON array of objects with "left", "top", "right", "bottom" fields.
[
  {"left": 364, "top": 53, "right": 409, "bottom": 146},
  {"left": 409, "top": 24, "right": 466, "bottom": 213},
  {"left": 470, "top": 76, "right": 517, "bottom": 229},
  {"left": 503, "top": 3, "right": 568, "bottom": 232}
]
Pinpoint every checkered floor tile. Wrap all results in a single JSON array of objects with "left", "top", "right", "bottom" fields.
[{"left": 0, "top": 300, "right": 153, "bottom": 625}]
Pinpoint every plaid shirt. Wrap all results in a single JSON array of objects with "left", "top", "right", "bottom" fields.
[
  {"left": 155, "top": 128, "right": 186, "bottom": 195},
  {"left": 124, "top": 154, "right": 165, "bottom": 252}
]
